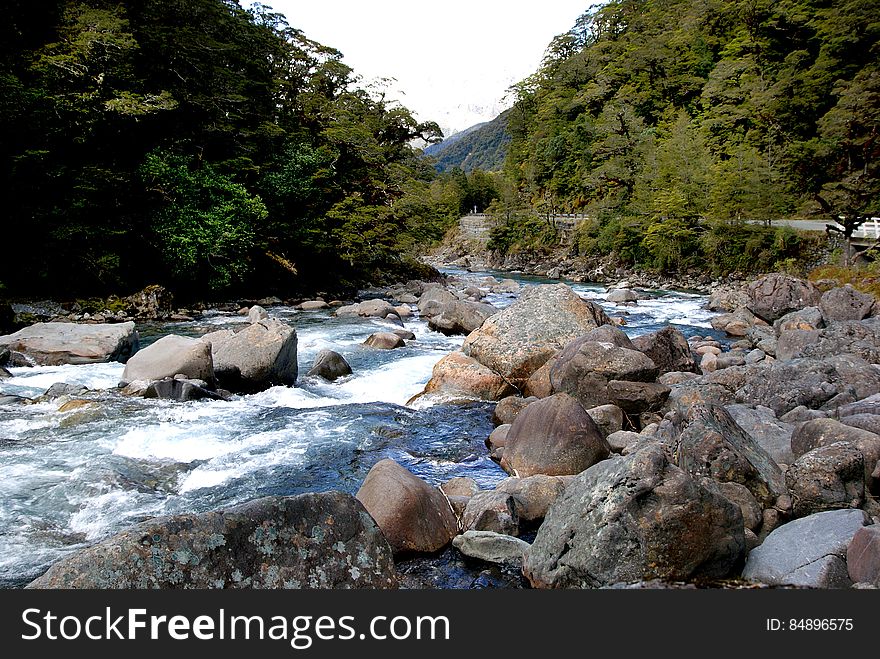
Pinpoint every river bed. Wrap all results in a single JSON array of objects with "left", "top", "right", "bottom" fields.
[{"left": 0, "top": 269, "right": 720, "bottom": 587}]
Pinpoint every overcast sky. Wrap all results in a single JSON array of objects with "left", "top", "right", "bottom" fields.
[{"left": 260, "top": 1, "right": 589, "bottom": 136}]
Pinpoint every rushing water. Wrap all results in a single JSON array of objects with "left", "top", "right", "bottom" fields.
[{"left": 0, "top": 269, "right": 721, "bottom": 587}]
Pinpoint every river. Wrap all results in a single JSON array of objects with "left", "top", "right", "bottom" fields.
[{"left": 0, "top": 268, "right": 721, "bottom": 588}]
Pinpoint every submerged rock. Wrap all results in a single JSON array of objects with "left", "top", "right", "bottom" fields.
[
  {"left": 0, "top": 321, "right": 139, "bottom": 366},
  {"left": 27, "top": 492, "right": 398, "bottom": 589}
]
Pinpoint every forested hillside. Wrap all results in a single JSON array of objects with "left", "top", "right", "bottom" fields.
[
  {"left": 498, "top": 0, "right": 879, "bottom": 273},
  {"left": 424, "top": 112, "right": 510, "bottom": 172},
  {"left": 0, "top": 0, "right": 451, "bottom": 299}
]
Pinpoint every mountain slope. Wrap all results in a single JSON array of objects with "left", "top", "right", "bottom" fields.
[{"left": 424, "top": 111, "right": 510, "bottom": 172}]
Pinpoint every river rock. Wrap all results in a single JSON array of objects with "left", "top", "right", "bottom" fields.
[
  {"left": 452, "top": 531, "right": 530, "bottom": 565},
  {"left": 840, "top": 413, "right": 880, "bottom": 436},
  {"left": 847, "top": 526, "right": 880, "bottom": 586},
  {"left": 0, "top": 322, "right": 139, "bottom": 366},
  {"left": 122, "top": 335, "right": 214, "bottom": 386},
  {"left": 363, "top": 332, "right": 405, "bottom": 350},
  {"left": 790, "top": 417, "right": 880, "bottom": 490},
  {"left": 0, "top": 366, "right": 11, "bottom": 379},
  {"left": 710, "top": 308, "right": 762, "bottom": 336},
  {"left": 606, "top": 380, "right": 671, "bottom": 414},
  {"left": 307, "top": 350, "right": 352, "bottom": 382},
  {"left": 725, "top": 404, "right": 795, "bottom": 466},
  {"left": 820, "top": 285, "right": 875, "bottom": 323},
  {"left": 715, "top": 481, "right": 763, "bottom": 531},
  {"left": 428, "top": 301, "right": 496, "bottom": 335},
  {"left": 607, "top": 288, "right": 639, "bottom": 304},
  {"left": 440, "top": 477, "right": 479, "bottom": 498},
  {"left": 523, "top": 357, "right": 556, "bottom": 399},
  {"left": 27, "top": 492, "right": 398, "bottom": 589},
  {"left": 355, "top": 459, "right": 457, "bottom": 555},
  {"left": 795, "top": 318, "right": 880, "bottom": 363},
  {"left": 463, "top": 491, "right": 520, "bottom": 535},
  {"left": 786, "top": 443, "right": 865, "bottom": 517},
  {"left": 659, "top": 403, "right": 788, "bottom": 509},
  {"left": 492, "top": 279, "right": 520, "bottom": 294},
  {"left": 549, "top": 338, "right": 659, "bottom": 409},
  {"left": 632, "top": 327, "right": 700, "bottom": 375},
  {"left": 487, "top": 424, "right": 510, "bottom": 460},
  {"left": 495, "top": 475, "right": 566, "bottom": 522},
  {"left": 462, "top": 283, "right": 610, "bottom": 389},
  {"left": 585, "top": 404, "right": 624, "bottom": 437},
  {"left": 523, "top": 444, "right": 745, "bottom": 588},
  {"left": 501, "top": 393, "right": 611, "bottom": 477},
  {"left": 702, "top": 355, "right": 880, "bottom": 416},
  {"left": 203, "top": 319, "right": 297, "bottom": 392},
  {"left": 746, "top": 273, "right": 822, "bottom": 323},
  {"left": 144, "top": 378, "right": 225, "bottom": 402},
  {"left": 420, "top": 351, "right": 515, "bottom": 401},
  {"left": 417, "top": 287, "right": 458, "bottom": 317},
  {"left": 606, "top": 430, "right": 643, "bottom": 454},
  {"left": 742, "top": 509, "right": 868, "bottom": 588},
  {"left": 776, "top": 329, "right": 821, "bottom": 361},
  {"left": 708, "top": 284, "right": 750, "bottom": 312},
  {"left": 42, "top": 382, "right": 89, "bottom": 399},
  {"left": 123, "top": 284, "right": 173, "bottom": 319},
  {"left": 492, "top": 396, "right": 536, "bottom": 426},
  {"left": 299, "top": 300, "right": 330, "bottom": 311},
  {"left": 774, "top": 306, "right": 824, "bottom": 334},
  {"left": 247, "top": 305, "right": 269, "bottom": 323},
  {"left": 583, "top": 324, "right": 637, "bottom": 349}
]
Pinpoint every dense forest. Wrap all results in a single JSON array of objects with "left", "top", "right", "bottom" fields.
[
  {"left": 424, "top": 111, "right": 510, "bottom": 173},
  {"left": 484, "top": 0, "right": 879, "bottom": 274},
  {"left": 0, "top": 0, "right": 482, "bottom": 299}
]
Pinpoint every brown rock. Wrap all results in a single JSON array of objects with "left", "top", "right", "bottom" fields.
[
  {"left": 492, "top": 396, "right": 537, "bottom": 426},
  {"left": 420, "top": 351, "right": 515, "bottom": 401},
  {"left": 846, "top": 526, "right": 880, "bottom": 586},
  {"left": 363, "top": 332, "right": 405, "bottom": 350},
  {"left": 356, "top": 459, "right": 458, "bottom": 555},
  {"left": 501, "top": 393, "right": 611, "bottom": 477},
  {"left": 495, "top": 475, "right": 566, "bottom": 522},
  {"left": 462, "top": 491, "right": 520, "bottom": 536},
  {"left": 786, "top": 443, "right": 865, "bottom": 518}
]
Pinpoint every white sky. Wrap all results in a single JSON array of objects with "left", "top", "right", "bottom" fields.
[{"left": 260, "top": 1, "right": 589, "bottom": 136}]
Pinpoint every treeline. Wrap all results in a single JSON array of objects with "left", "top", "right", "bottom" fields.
[
  {"left": 0, "top": 0, "right": 459, "bottom": 299},
  {"left": 490, "top": 0, "right": 879, "bottom": 274}
]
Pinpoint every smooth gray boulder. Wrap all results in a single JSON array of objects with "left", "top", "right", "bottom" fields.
[
  {"left": 122, "top": 335, "right": 214, "bottom": 386},
  {"left": 742, "top": 509, "right": 869, "bottom": 588},
  {"left": 27, "top": 493, "right": 398, "bottom": 589},
  {"left": 452, "top": 531, "right": 530, "bottom": 565},
  {"left": 523, "top": 444, "right": 745, "bottom": 588},
  {"left": 247, "top": 305, "right": 269, "bottom": 323},
  {"left": 725, "top": 404, "right": 795, "bottom": 466},
  {"left": 417, "top": 287, "right": 457, "bottom": 317},
  {"left": 203, "top": 319, "right": 297, "bottom": 392},
  {"left": 427, "top": 301, "right": 496, "bottom": 336},
  {"left": 0, "top": 321, "right": 139, "bottom": 365}
]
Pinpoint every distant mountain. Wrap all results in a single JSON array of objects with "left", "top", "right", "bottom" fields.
[{"left": 423, "top": 111, "right": 510, "bottom": 172}]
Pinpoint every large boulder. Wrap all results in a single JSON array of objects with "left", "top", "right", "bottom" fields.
[
  {"left": 725, "top": 405, "right": 795, "bottom": 466},
  {"left": 462, "top": 491, "right": 520, "bottom": 536},
  {"left": 549, "top": 338, "right": 659, "bottom": 410},
  {"left": 0, "top": 322, "right": 139, "bottom": 366},
  {"left": 27, "top": 493, "right": 398, "bottom": 589},
  {"left": 307, "top": 349, "right": 352, "bottom": 382},
  {"left": 122, "top": 335, "right": 214, "bottom": 386},
  {"left": 355, "top": 459, "right": 458, "bottom": 555},
  {"left": 585, "top": 404, "right": 624, "bottom": 438},
  {"left": 632, "top": 327, "right": 700, "bottom": 375},
  {"left": 659, "top": 403, "right": 788, "bottom": 510},
  {"left": 794, "top": 318, "right": 880, "bottom": 363},
  {"left": 746, "top": 273, "right": 822, "bottom": 323},
  {"left": 417, "top": 287, "right": 458, "bottom": 317},
  {"left": 419, "top": 351, "right": 515, "bottom": 402},
  {"left": 202, "top": 319, "right": 297, "bottom": 392},
  {"left": 791, "top": 418, "right": 880, "bottom": 486},
  {"left": 820, "top": 285, "right": 875, "bottom": 324},
  {"left": 462, "top": 284, "right": 610, "bottom": 389},
  {"left": 742, "top": 509, "right": 869, "bottom": 588},
  {"left": 773, "top": 306, "right": 824, "bottom": 334},
  {"left": 606, "top": 380, "right": 671, "bottom": 414},
  {"left": 501, "top": 393, "right": 611, "bottom": 477},
  {"left": 335, "top": 299, "right": 397, "bottom": 319},
  {"left": 428, "top": 301, "right": 496, "bottom": 336},
  {"left": 786, "top": 443, "right": 865, "bottom": 518},
  {"left": 523, "top": 444, "right": 745, "bottom": 588},
  {"left": 710, "top": 308, "right": 763, "bottom": 337}
]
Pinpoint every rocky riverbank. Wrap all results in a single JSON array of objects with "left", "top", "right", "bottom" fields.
[{"left": 6, "top": 271, "right": 880, "bottom": 589}]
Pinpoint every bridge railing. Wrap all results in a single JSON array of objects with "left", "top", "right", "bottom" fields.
[{"left": 853, "top": 218, "right": 880, "bottom": 240}]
